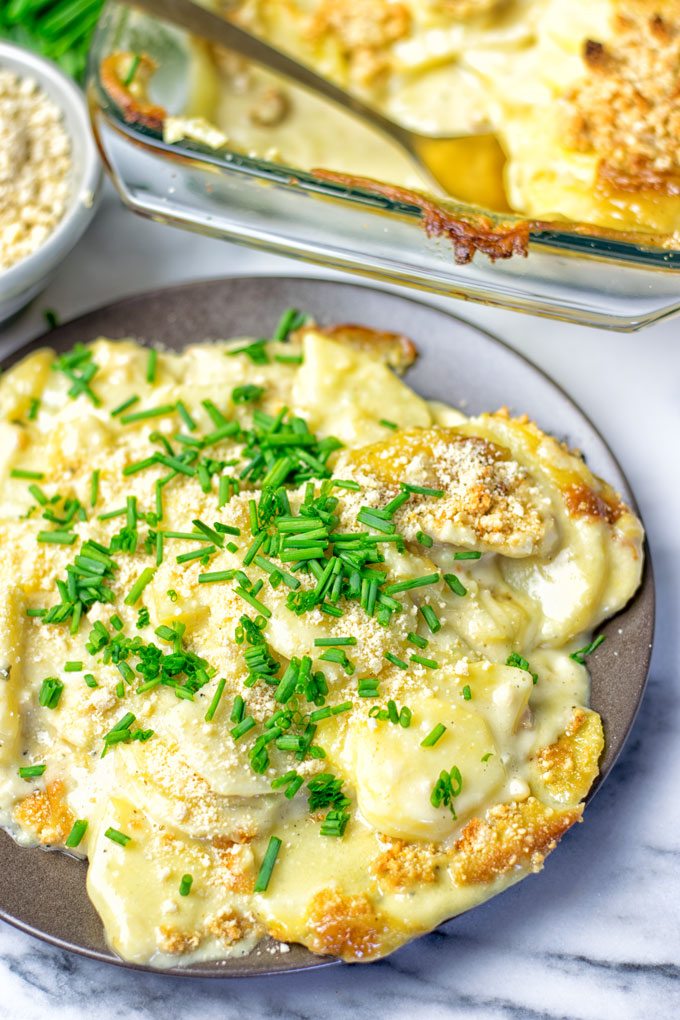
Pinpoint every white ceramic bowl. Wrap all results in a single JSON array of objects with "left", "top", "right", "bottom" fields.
[{"left": 0, "top": 42, "right": 102, "bottom": 323}]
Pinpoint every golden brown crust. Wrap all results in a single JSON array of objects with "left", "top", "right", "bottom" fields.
[
  {"left": 531, "top": 708, "right": 604, "bottom": 806},
  {"left": 308, "top": 0, "right": 411, "bottom": 85},
  {"left": 371, "top": 839, "right": 442, "bottom": 890},
  {"left": 13, "top": 780, "right": 74, "bottom": 845},
  {"left": 204, "top": 909, "right": 252, "bottom": 946},
  {"left": 99, "top": 53, "right": 166, "bottom": 133},
  {"left": 305, "top": 323, "right": 418, "bottom": 373},
  {"left": 310, "top": 170, "right": 531, "bottom": 263},
  {"left": 157, "top": 925, "right": 202, "bottom": 954},
  {"left": 564, "top": 482, "right": 627, "bottom": 525},
  {"left": 449, "top": 797, "right": 583, "bottom": 886},
  {"left": 302, "top": 887, "right": 394, "bottom": 960},
  {"left": 563, "top": 7, "right": 680, "bottom": 194}
]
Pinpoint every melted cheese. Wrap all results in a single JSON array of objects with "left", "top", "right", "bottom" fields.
[{"left": 0, "top": 323, "right": 643, "bottom": 965}]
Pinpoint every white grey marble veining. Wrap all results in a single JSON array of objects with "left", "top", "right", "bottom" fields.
[{"left": 0, "top": 188, "right": 678, "bottom": 1020}]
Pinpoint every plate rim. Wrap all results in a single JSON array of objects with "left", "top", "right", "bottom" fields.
[{"left": 0, "top": 274, "right": 654, "bottom": 978}]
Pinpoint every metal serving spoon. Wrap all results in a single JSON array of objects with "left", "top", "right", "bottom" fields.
[{"left": 129, "top": 0, "right": 508, "bottom": 210}]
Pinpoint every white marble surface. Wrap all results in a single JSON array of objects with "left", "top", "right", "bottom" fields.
[{"left": 0, "top": 188, "right": 678, "bottom": 1020}]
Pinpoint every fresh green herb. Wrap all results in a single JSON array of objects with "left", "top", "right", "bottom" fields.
[
  {"left": 462, "top": 684, "right": 472, "bottom": 701},
  {"left": 90, "top": 469, "right": 100, "bottom": 508},
  {"left": 506, "top": 652, "right": 538, "bottom": 685},
  {"left": 402, "top": 483, "right": 444, "bottom": 497},
  {"left": 453, "top": 551, "right": 482, "bottom": 560},
  {"left": 419, "top": 605, "right": 441, "bottom": 634},
  {"left": 407, "top": 632, "right": 428, "bottom": 649},
  {"left": 481, "top": 752, "right": 494, "bottom": 762},
  {"left": 232, "top": 384, "right": 264, "bottom": 404},
  {"left": 204, "top": 678, "right": 226, "bottom": 722},
  {"left": 179, "top": 873, "right": 193, "bottom": 897},
  {"left": 384, "top": 573, "right": 439, "bottom": 596},
  {"left": 104, "top": 827, "right": 131, "bottom": 847},
  {"left": 254, "top": 835, "right": 282, "bottom": 892},
  {"left": 52, "top": 345, "right": 101, "bottom": 406},
  {"left": 84, "top": 674, "right": 98, "bottom": 688},
  {"left": 27, "top": 397, "right": 40, "bottom": 421},
  {"left": 111, "top": 395, "right": 139, "bottom": 417},
  {"left": 65, "top": 819, "right": 88, "bottom": 848},
  {"left": 124, "top": 567, "right": 155, "bottom": 606},
  {"left": 444, "top": 573, "right": 467, "bottom": 597},
  {"left": 410, "top": 654, "right": 439, "bottom": 670},
  {"left": 416, "top": 530, "right": 433, "bottom": 548},
  {"left": 273, "top": 307, "right": 307, "bottom": 341},
  {"left": 421, "top": 723, "right": 447, "bottom": 747},
  {"left": 43, "top": 309, "right": 59, "bottom": 328},
  {"left": 357, "top": 678, "right": 380, "bottom": 697},
  {"left": 123, "top": 53, "right": 141, "bottom": 87},
  {"left": 11, "top": 468, "right": 44, "bottom": 480},
  {"left": 430, "top": 766, "right": 463, "bottom": 818},
  {"left": 19, "top": 764, "right": 46, "bottom": 779},
  {"left": 37, "top": 530, "right": 77, "bottom": 545},
  {"left": 39, "top": 677, "right": 63, "bottom": 709},
  {"left": 64, "top": 661, "right": 82, "bottom": 672},
  {"left": 120, "top": 404, "right": 175, "bottom": 425},
  {"left": 379, "top": 419, "right": 398, "bottom": 430},
  {"left": 145, "top": 348, "right": 158, "bottom": 384},
  {"left": 385, "top": 652, "right": 408, "bottom": 670},
  {"left": 570, "top": 635, "right": 606, "bottom": 664}
]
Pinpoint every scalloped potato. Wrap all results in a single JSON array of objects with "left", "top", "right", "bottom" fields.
[{"left": 0, "top": 319, "right": 643, "bottom": 965}]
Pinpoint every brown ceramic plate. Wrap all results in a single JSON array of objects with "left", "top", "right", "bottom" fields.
[{"left": 0, "top": 277, "right": 654, "bottom": 977}]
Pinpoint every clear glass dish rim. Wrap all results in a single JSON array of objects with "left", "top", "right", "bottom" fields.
[{"left": 90, "top": 5, "right": 680, "bottom": 273}]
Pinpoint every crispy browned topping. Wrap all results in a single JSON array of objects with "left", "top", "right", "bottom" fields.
[
  {"left": 311, "top": 170, "right": 530, "bottom": 263},
  {"left": 564, "top": 482, "right": 626, "bottom": 524},
  {"left": 13, "top": 780, "right": 73, "bottom": 845},
  {"left": 563, "top": 6, "right": 680, "bottom": 194},
  {"left": 532, "top": 709, "right": 604, "bottom": 806},
  {"left": 372, "top": 839, "right": 441, "bottom": 890},
  {"left": 99, "top": 53, "right": 166, "bottom": 133},
  {"left": 204, "top": 909, "right": 252, "bottom": 946},
  {"left": 308, "top": 0, "right": 411, "bottom": 85},
  {"left": 157, "top": 925, "right": 202, "bottom": 954},
  {"left": 303, "top": 323, "right": 418, "bottom": 374},
  {"left": 341, "top": 427, "right": 549, "bottom": 556},
  {"left": 450, "top": 797, "right": 583, "bottom": 885},
  {"left": 303, "top": 887, "right": 392, "bottom": 960},
  {"left": 212, "top": 847, "right": 255, "bottom": 894}
]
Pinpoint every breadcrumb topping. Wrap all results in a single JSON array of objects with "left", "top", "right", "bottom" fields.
[{"left": 564, "top": 5, "right": 680, "bottom": 192}]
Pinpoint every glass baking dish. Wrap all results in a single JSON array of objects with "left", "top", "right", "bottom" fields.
[{"left": 87, "top": 2, "right": 680, "bottom": 331}]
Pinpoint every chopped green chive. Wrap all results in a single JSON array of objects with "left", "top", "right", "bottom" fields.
[
  {"left": 198, "top": 570, "right": 235, "bottom": 584},
  {"left": 421, "top": 724, "right": 447, "bottom": 747},
  {"left": 179, "top": 873, "right": 193, "bottom": 896},
  {"left": 313, "top": 637, "right": 357, "bottom": 647},
  {"left": 64, "top": 661, "right": 82, "bottom": 672},
  {"left": 444, "top": 573, "right": 467, "bottom": 597},
  {"left": 123, "top": 53, "right": 141, "bottom": 87},
  {"left": 254, "top": 835, "right": 282, "bottom": 892},
  {"left": 124, "top": 567, "right": 155, "bottom": 606},
  {"left": 384, "top": 573, "right": 439, "bottom": 596},
  {"left": 379, "top": 419, "right": 398, "bottom": 430},
  {"left": 90, "top": 469, "right": 100, "bottom": 508},
  {"left": 120, "top": 404, "right": 175, "bottom": 425},
  {"left": 506, "top": 652, "right": 538, "bottom": 685},
  {"left": 273, "top": 307, "right": 307, "bottom": 341},
  {"left": 84, "top": 674, "right": 98, "bottom": 688},
  {"left": 104, "top": 827, "right": 131, "bottom": 847},
  {"left": 410, "top": 654, "right": 439, "bottom": 670},
  {"left": 385, "top": 652, "right": 408, "bottom": 670},
  {"left": 420, "top": 604, "right": 441, "bottom": 633},
  {"left": 481, "top": 752, "right": 494, "bottom": 762},
  {"left": 402, "top": 483, "right": 444, "bottom": 497},
  {"left": 231, "top": 716, "right": 256, "bottom": 741},
  {"left": 232, "top": 384, "right": 264, "bottom": 404},
  {"left": 407, "top": 632, "right": 428, "bottom": 649},
  {"left": 19, "top": 764, "right": 46, "bottom": 779},
  {"left": 27, "top": 397, "right": 40, "bottom": 421},
  {"left": 416, "top": 530, "right": 433, "bottom": 548},
  {"left": 462, "top": 684, "right": 472, "bottom": 701},
  {"left": 453, "top": 550, "right": 482, "bottom": 560},
  {"left": 39, "top": 677, "right": 63, "bottom": 709},
  {"left": 204, "top": 678, "right": 226, "bottom": 722},
  {"left": 111, "top": 395, "right": 140, "bottom": 417},
  {"left": 176, "top": 400, "right": 197, "bottom": 431},
  {"left": 37, "top": 531, "right": 76, "bottom": 545},
  {"left": 358, "top": 678, "right": 380, "bottom": 697},
  {"left": 11, "top": 469, "right": 44, "bottom": 480},
  {"left": 146, "top": 348, "right": 158, "bottom": 384},
  {"left": 570, "top": 635, "right": 606, "bottom": 664},
  {"left": 65, "top": 819, "right": 88, "bottom": 848}
]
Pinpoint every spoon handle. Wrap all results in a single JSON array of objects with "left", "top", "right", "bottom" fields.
[{"left": 129, "top": 0, "right": 410, "bottom": 148}]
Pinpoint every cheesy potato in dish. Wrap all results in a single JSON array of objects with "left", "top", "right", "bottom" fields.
[{"left": 0, "top": 315, "right": 643, "bottom": 966}]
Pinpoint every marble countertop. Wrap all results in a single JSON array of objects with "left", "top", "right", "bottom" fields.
[{"left": 1, "top": 189, "right": 678, "bottom": 1020}]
